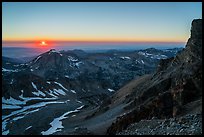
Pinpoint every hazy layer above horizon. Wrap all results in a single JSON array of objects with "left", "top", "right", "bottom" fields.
[{"left": 2, "top": 43, "right": 184, "bottom": 59}]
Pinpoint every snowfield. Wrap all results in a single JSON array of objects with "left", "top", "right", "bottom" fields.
[
  {"left": 41, "top": 105, "right": 84, "bottom": 135},
  {"left": 2, "top": 100, "right": 66, "bottom": 134}
]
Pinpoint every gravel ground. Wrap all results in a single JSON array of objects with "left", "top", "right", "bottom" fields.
[{"left": 117, "top": 113, "right": 202, "bottom": 135}]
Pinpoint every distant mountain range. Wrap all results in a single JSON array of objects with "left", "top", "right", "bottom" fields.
[
  {"left": 2, "top": 46, "right": 184, "bottom": 59},
  {"left": 2, "top": 47, "right": 182, "bottom": 135}
]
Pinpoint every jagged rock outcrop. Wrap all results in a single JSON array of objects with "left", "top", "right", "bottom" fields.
[{"left": 107, "top": 19, "right": 202, "bottom": 135}]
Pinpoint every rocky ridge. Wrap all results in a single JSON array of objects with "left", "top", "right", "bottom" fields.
[{"left": 107, "top": 19, "right": 202, "bottom": 135}]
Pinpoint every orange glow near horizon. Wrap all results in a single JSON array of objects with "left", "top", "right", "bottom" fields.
[
  {"left": 2, "top": 38, "right": 186, "bottom": 44},
  {"left": 2, "top": 39, "right": 186, "bottom": 48},
  {"left": 2, "top": 34, "right": 188, "bottom": 44},
  {"left": 36, "top": 40, "right": 54, "bottom": 50}
]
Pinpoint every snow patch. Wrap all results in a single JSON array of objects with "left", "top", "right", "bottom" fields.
[
  {"left": 2, "top": 101, "right": 65, "bottom": 134},
  {"left": 138, "top": 51, "right": 168, "bottom": 59},
  {"left": 2, "top": 130, "right": 9, "bottom": 135},
  {"left": 108, "top": 88, "right": 115, "bottom": 92},
  {"left": 160, "top": 55, "right": 168, "bottom": 58},
  {"left": 11, "top": 108, "right": 41, "bottom": 122},
  {"left": 41, "top": 105, "right": 84, "bottom": 135},
  {"left": 120, "top": 56, "right": 131, "bottom": 60},
  {"left": 65, "top": 100, "right": 70, "bottom": 104},
  {"left": 2, "top": 104, "right": 22, "bottom": 109},
  {"left": 53, "top": 89, "right": 66, "bottom": 96},
  {"left": 10, "top": 79, "right": 14, "bottom": 84},
  {"left": 25, "top": 126, "right": 32, "bottom": 130},
  {"left": 75, "top": 61, "right": 83, "bottom": 68},
  {"left": 13, "top": 64, "right": 19, "bottom": 67},
  {"left": 54, "top": 82, "right": 68, "bottom": 91},
  {"left": 70, "top": 90, "right": 76, "bottom": 94},
  {"left": 2, "top": 68, "right": 18, "bottom": 72},
  {"left": 76, "top": 100, "right": 82, "bottom": 104},
  {"left": 2, "top": 119, "right": 8, "bottom": 132},
  {"left": 49, "top": 49, "right": 60, "bottom": 54},
  {"left": 2, "top": 97, "right": 25, "bottom": 105},
  {"left": 67, "top": 56, "right": 78, "bottom": 62},
  {"left": 13, "top": 116, "right": 25, "bottom": 121},
  {"left": 19, "top": 91, "right": 56, "bottom": 103},
  {"left": 48, "top": 90, "right": 58, "bottom": 98},
  {"left": 31, "top": 82, "right": 46, "bottom": 97},
  {"left": 34, "top": 56, "right": 41, "bottom": 62},
  {"left": 2, "top": 101, "right": 65, "bottom": 121}
]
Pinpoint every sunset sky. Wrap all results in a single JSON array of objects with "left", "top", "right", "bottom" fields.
[{"left": 2, "top": 2, "right": 202, "bottom": 48}]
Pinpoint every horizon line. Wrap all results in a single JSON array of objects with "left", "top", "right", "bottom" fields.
[{"left": 2, "top": 40, "right": 186, "bottom": 44}]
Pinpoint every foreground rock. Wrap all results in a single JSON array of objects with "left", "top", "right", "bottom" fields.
[
  {"left": 117, "top": 113, "right": 202, "bottom": 135},
  {"left": 107, "top": 19, "right": 202, "bottom": 135}
]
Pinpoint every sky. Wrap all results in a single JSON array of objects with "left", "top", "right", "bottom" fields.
[{"left": 2, "top": 2, "right": 202, "bottom": 49}]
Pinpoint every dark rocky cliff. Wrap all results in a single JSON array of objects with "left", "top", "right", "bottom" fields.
[{"left": 107, "top": 19, "right": 202, "bottom": 135}]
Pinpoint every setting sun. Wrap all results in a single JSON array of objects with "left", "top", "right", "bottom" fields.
[{"left": 40, "top": 41, "right": 47, "bottom": 46}]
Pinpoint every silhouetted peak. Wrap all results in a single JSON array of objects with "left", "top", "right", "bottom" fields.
[
  {"left": 190, "top": 19, "right": 202, "bottom": 39},
  {"left": 49, "top": 49, "right": 57, "bottom": 52}
]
